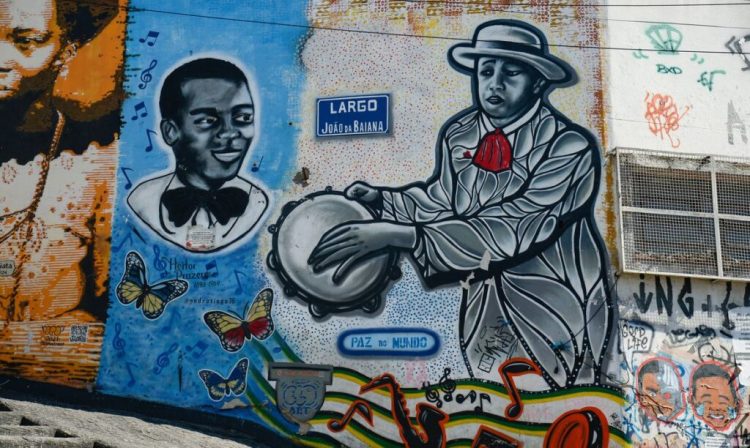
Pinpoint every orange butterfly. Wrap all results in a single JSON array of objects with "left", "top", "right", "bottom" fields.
[{"left": 203, "top": 288, "right": 274, "bottom": 352}]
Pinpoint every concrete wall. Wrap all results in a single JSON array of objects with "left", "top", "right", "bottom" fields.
[{"left": 1, "top": 1, "right": 749, "bottom": 447}]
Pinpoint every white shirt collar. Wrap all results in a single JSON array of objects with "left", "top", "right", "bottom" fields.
[{"left": 480, "top": 99, "right": 542, "bottom": 135}]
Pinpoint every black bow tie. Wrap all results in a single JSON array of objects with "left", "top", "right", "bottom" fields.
[{"left": 161, "top": 186, "right": 249, "bottom": 227}]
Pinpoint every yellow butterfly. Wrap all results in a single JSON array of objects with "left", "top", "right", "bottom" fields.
[{"left": 116, "top": 251, "right": 188, "bottom": 319}]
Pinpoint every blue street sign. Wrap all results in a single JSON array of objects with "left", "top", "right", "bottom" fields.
[
  {"left": 316, "top": 94, "right": 390, "bottom": 137},
  {"left": 337, "top": 327, "right": 440, "bottom": 358}
]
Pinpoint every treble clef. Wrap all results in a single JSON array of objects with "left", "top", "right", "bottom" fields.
[
  {"left": 138, "top": 59, "right": 158, "bottom": 89},
  {"left": 112, "top": 323, "right": 125, "bottom": 354},
  {"left": 153, "top": 343, "right": 178, "bottom": 374},
  {"left": 438, "top": 367, "right": 456, "bottom": 402},
  {"left": 422, "top": 381, "right": 443, "bottom": 408},
  {"left": 152, "top": 245, "right": 167, "bottom": 271}
]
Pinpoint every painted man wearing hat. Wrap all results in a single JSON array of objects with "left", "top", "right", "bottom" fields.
[{"left": 310, "top": 20, "right": 613, "bottom": 390}]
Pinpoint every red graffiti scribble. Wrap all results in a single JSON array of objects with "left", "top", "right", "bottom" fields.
[{"left": 644, "top": 92, "right": 691, "bottom": 148}]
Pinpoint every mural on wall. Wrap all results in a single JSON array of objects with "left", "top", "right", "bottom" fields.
[
  {"left": 127, "top": 58, "right": 269, "bottom": 253},
  {"left": 0, "top": 0, "right": 124, "bottom": 387},
  {"left": 0, "top": 1, "right": 731, "bottom": 447},
  {"left": 618, "top": 276, "right": 750, "bottom": 446},
  {"left": 295, "top": 19, "right": 613, "bottom": 390},
  {"left": 86, "top": 1, "right": 628, "bottom": 445}
]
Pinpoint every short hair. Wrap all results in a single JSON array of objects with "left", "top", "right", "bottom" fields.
[
  {"left": 691, "top": 363, "right": 738, "bottom": 403},
  {"left": 159, "top": 58, "right": 250, "bottom": 122},
  {"left": 637, "top": 359, "right": 664, "bottom": 387},
  {"left": 55, "top": 0, "right": 119, "bottom": 44}
]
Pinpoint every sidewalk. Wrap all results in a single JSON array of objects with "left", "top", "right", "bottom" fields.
[{"left": 0, "top": 381, "right": 283, "bottom": 448}]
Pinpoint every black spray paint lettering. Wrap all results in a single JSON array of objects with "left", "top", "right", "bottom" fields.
[
  {"left": 725, "top": 34, "right": 750, "bottom": 71},
  {"left": 727, "top": 101, "right": 748, "bottom": 145},
  {"left": 619, "top": 320, "right": 654, "bottom": 369}
]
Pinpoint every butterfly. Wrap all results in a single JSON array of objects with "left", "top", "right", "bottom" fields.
[
  {"left": 203, "top": 288, "right": 274, "bottom": 352},
  {"left": 198, "top": 358, "right": 249, "bottom": 401},
  {"left": 116, "top": 251, "right": 188, "bottom": 320}
]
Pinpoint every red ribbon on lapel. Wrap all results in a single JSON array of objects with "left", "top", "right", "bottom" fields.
[{"left": 472, "top": 128, "right": 512, "bottom": 173}]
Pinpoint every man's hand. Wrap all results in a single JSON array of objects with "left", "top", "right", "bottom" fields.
[
  {"left": 345, "top": 182, "right": 380, "bottom": 205},
  {"left": 308, "top": 221, "right": 416, "bottom": 283}
]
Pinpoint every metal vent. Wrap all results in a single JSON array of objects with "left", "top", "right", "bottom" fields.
[{"left": 616, "top": 148, "right": 750, "bottom": 280}]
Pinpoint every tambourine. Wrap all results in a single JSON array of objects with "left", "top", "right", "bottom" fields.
[{"left": 267, "top": 188, "right": 401, "bottom": 318}]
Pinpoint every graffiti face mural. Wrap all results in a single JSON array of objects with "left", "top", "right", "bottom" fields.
[
  {"left": 690, "top": 363, "right": 740, "bottom": 431},
  {"left": 127, "top": 57, "right": 268, "bottom": 253},
  {"left": 636, "top": 357, "right": 685, "bottom": 422}
]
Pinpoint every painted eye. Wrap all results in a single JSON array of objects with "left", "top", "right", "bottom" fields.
[
  {"left": 480, "top": 69, "right": 493, "bottom": 77},
  {"left": 234, "top": 113, "right": 254, "bottom": 124},
  {"left": 194, "top": 116, "right": 217, "bottom": 127}
]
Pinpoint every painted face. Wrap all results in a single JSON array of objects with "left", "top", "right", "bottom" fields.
[
  {"left": 639, "top": 372, "right": 680, "bottom": 421},
  {"left": 169, "top": 78, "right": 255, "bottom": 188},
  {"left": 694, "top": 376, "right": 737, "bottom": 429},
  {"left": 475, "top": 56, "right": 541, "bottom": 127},
  {"left": 0, "top": 0, "right": 64, "bottom": 100}
]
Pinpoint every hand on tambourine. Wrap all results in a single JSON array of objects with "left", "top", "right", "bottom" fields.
[
  {"left": 345, "top": 182, "right": 381, "bottom": 205},
  {"left": 309, "top": 221, "right": 416, "bottom": 283}
]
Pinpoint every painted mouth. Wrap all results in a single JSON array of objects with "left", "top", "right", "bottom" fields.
[
  {"left": 211, "top": 149, "right": 244, "bottom": 163},
  {"left": 486, "top": 95, "right": 504, "bottom": 105}
]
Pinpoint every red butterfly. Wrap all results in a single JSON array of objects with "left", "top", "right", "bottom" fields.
[{"left": 203, "top": 288, "right": 274, "bottom": 352}]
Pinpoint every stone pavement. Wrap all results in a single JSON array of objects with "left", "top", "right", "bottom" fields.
[{"left": 0, "top": 383, "right": 283, "bottom": 448}]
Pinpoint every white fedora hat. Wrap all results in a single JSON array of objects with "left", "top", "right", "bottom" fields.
[{"left": 449, "top": 20, "right": 571, "bottom": 82}]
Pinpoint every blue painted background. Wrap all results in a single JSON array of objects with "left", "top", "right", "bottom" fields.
[{"left": 97, "top": 0, "right": 307, "bottom": 428}]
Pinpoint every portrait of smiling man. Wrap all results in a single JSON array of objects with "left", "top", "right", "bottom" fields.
[
  {"left": 309, "top": 19, "right": 612, "bottom": 390},
  {"left": 128, "top": 57, "right": 269, "bottom": 252}
]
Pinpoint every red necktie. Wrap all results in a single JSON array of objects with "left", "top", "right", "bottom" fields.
[{"left": 472, "top": 128, "right": 512, "bottom": 173}]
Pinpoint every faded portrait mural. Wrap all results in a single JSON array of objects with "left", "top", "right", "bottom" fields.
[{"left": 0, "top": 0, "right": 124, "bottom": 387}]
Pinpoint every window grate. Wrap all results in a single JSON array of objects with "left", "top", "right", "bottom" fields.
[{"left": 616, "top": 148, "right": 750, "bottom": 281}]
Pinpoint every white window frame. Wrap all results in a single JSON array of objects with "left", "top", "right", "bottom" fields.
[{"left": 614, "top": 147, "right": 750, "bottom": 281}]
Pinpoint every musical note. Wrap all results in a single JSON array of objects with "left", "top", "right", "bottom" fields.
[
  {"left": 138, "top": 59, "right": 158, "bottom": 90},
  {"left": 204, "top": 260, "right": 218, "bottom": 278},
  {"left": 120, "top": 167, "right": 134, "bottom": 189},
  {"left": 251, "top": 156, "right": 264, "bottom": 172},
  {"left": 113, "top": 233, "right": 133, "bottom": 252},
  {"left": 152, "top": 245, "right": 168, "bottom": 271},
  {"left": 112, "top": 323, "right": 126, "bottom": 355},
  {"left": 138, "top": 30, "right": 159, "bottom": 47},
  {"left": 185, "top": 340, "right": 208, "bottom": 360},
  {"left": 130, "top": 101, "right": 148, "bottom": 121},
  {"left": 455, "top": 389, "right": 476, "bottom": 404},
  {"left": 125, "top": 362, "right": 138, "bottom": 388},
  {"left": 233, "top": 270, "right": 250, "bottom": 294},
  {"left": 475, "top": 393, "right": 491, "bottom": 413},
  {"left": 327, "top": 400, "right": 373, "bottom": 432},
  {"left": 153, "top": 342, "right": 179, "bottom": 375},
  {"left": 498, "top": 358, "right": 541, "bottom": 420},
  {"left": 145, "top": 129, "right": 157, "bottom": 152}
]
